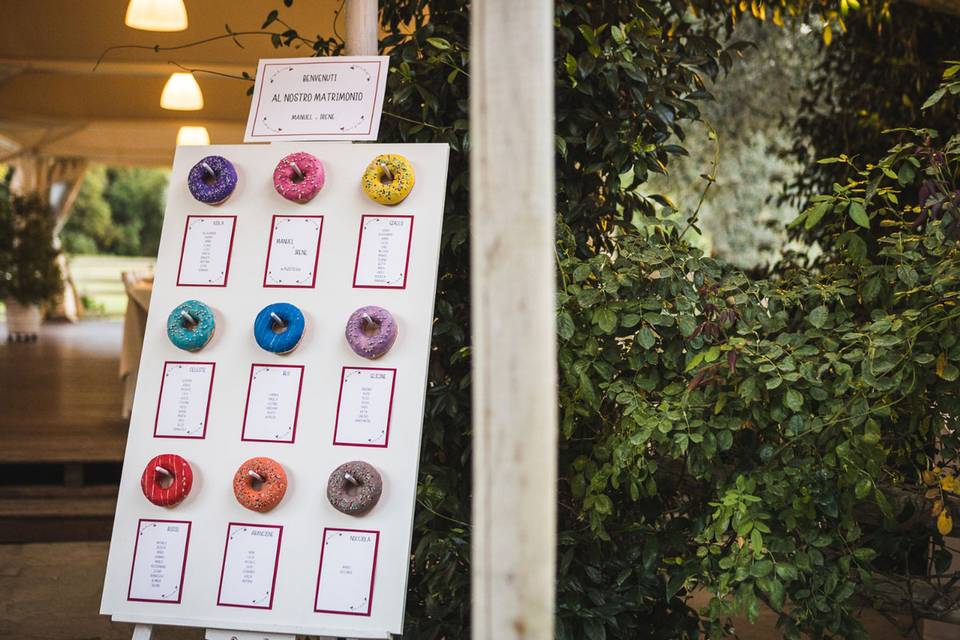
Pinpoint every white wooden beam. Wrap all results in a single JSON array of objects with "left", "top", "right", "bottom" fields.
[
  {"left": 344, "top": 0, "right": 379, "bottom": 56},
  {"left": 470, "top": 0, "right": 557, "bottom": 638}
]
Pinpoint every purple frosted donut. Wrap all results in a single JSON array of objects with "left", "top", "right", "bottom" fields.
[
  {"left": 273, "top": 152, "right": 325, "bottom": 203},
  {"left": 326, "top": 461, "right": 382, "bottom": 516},
  {"left": 188, "top": 155, "right": 238, "bottom": 205},
  {"left": 345, "top": 306, "right": 398, "bottom": 360}
]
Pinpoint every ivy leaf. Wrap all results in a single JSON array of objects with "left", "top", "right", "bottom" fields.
[
  {"left": 934, "top": 353, "right": 959, "bottom": 381},
  {"left": 938, "top": 510, "right": 953, "bottom": 536},
  {"left": 751, "top": 559, "right": 774, "bottom": 578},
  {"left": 262, "top": 9, "right": 279, "bottom": 28},
  {"left": 768, "top": 577, "right": 786, "bottom": 610},
  {"left": 785, "top": 389, "right": 803, "bottom": 412},
  {"left": 848, "top": 202, "right": 870, "bottom": 229},
  {"left": 638, "top": 326, "right": 656, "bottom": 349},
  {"left": 621, "top": 313, "right": 642, "bottom": 328},
  {"left": 804, "top": 202, "right": 830, "bottom": 230},
  {"left": 584, "top": 619, "right": 607, "bottom": 640},
  {"left": 853, "top": 547, "right": 876, "bottom": 562},
  {"left": 808, "top": 305, "right": 829, "bottom": 329},
  {"left": 558, "top": 311, "right": 575, "bottom": 341},
  {"left": 922, "top": 87, "right": 947, "bottom": 110},
  {"left": 426, "top": 37, "right": 452, "bottom": 50},
  {"left": 594, "top": 307, "right": 617, "bottom": 333}
]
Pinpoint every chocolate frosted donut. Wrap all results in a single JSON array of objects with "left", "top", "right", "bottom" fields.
[
  {"left": 188, "top": 155, "right": 238, "bottom": 205},
  {"left": 141, "top": 454, "right": 193, "bottom": 507},
  {"left": 233, "top": 457, "right": 287, "bottom": 513},
  {"left": 345, "top": 306, "right": 397, "bottom": 360},
  {"left": 326, "top": 461, "right": 382, "bottom": 516}
]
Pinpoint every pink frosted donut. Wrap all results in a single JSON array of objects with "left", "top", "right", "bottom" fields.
[
  {"left": 345, "top": 306, "right": 398, "bottom": 359},
  {"left": 273, "top": 152, "right": 325, "bottom": 203}
]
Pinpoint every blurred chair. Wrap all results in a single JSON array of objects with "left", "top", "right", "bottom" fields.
[{"left": 120, "top": 271, "right": 153, "bottom": 418}]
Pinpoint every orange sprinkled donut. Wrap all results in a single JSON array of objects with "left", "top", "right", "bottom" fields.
[{"left": 232, "top": 457, "right": 287, "bottom": 513}]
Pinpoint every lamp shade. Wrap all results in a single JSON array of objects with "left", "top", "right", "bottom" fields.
[
  {"left": 161, "top": 73, "right": 204, "bottom": 111},
  {"left": 125, "top": 0, "right": 188, "bottom": 32},
  {"left": 176, "top": 126, "right": 210, "bottom": 146}
]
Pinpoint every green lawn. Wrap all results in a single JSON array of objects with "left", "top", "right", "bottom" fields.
[{"left": 69, "top": 255, "right": 155, "bottom": 318}]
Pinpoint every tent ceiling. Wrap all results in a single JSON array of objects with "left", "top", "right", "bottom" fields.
[{"left": 0, "top": 1, "right": 341, "bottom": 166}]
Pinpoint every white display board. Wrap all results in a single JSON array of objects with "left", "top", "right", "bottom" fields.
[{"left": 100, "top": 142, "right": 449, "bottom": 638}]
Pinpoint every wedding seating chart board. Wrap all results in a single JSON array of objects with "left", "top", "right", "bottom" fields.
[{"left": 100, "top": 142, "right": 449, "bottom": 638}]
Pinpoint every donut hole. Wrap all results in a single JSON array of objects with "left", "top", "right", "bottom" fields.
[
  {"left": 343, "top": 480, "right": 362, "bottom": 497},
  {"left": 271, "top": 320, "right": 288, "bottom": 335},
  {"left": 201, "top": 172, "right": 219, "bottom": 186},
  {"left": 361, "top": 319, "right": 381, "bottom": 337},
  {"left": 248, "top": 474, "right": 265, "bottom": 491},
  {"left": 290, "top": 171, "right": 305, "bottom": 184},
  {"left": 378, "top": 168, "right": 395, "bottom": 185},
  {"left": 157, "top": 474, "right": 174, "bottom": 489}
]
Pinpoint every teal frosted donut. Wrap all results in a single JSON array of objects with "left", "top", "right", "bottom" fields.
[
  {"left": 254, "top": 302, "right": 305, "bottom": 354},
  {"left": 167, "top": 300, "right": 216, "bottom": 352}
]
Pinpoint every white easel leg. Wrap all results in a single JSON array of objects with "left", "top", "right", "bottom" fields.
[
  {"left": 204, "top": 630, "right": 296, "bottom": 640},
  {"left": 131, "top": 624, "right": 153, "bottom": 640}
]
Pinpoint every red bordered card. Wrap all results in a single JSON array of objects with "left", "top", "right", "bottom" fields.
[
  {"left": 127, "top": 519, "right": 191, "bottom": 604},
  {"left": 153, "top": 361, "right": 215, "bottom": 439},
  {"left": 176, "top": 215, "right": 237, "bottom": 287},
  {"left": 314, "top": 527, "right": 380, "bottom": 616}
]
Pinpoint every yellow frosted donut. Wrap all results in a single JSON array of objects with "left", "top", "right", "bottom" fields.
[{"left": 361, "top": 154, "right": 415, "bottom": 205}]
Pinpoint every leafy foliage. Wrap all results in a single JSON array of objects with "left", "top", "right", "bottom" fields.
[
  {"left": 785, "top": 6, "right": 960, "bottom": 211},
  {"left": 61, "top": 166, "right": 169, "bottom": 257},
  {"left": 0, "top": 186, "right": 63, "bottom": 305},
  {"left": 558, "top": 115, "right": 960, "bottom": 634}
]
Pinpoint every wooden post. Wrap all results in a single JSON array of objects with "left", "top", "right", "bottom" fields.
[
  {"left": 470, "top": 0, "right": 557, "bottom": 638},
  {"left": 344, "top": 0, "right": 379, "bottom": 56}
]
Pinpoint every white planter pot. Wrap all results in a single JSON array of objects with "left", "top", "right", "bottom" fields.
[{"left": 4, "top": 299, "right": 42, "bottom": 341}]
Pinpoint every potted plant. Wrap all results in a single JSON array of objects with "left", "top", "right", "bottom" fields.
[{"left": 0, "top": 188, "right": 63, "bottom": 341}]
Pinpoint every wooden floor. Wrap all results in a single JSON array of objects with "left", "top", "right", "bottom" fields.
[
  {"left": 0, "top": 542, "right": 200, "bottom": 640},
  {"left": 0, "top": 320, "right": 128, "bottom": 464}
]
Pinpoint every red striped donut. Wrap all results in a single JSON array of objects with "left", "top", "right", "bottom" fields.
[
  {"left": 140, "top": 454, "right": 193, "bottom": 507},
  {"left": 233, "top": 457, "right": 287, "bottom": 513}
]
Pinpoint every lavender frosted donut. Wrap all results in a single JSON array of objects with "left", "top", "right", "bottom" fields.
[
  {"left": 326, "top": 461, "right": 383, "bottom": 516},
  {"left": 187, "top": 155, "right": 238, "bottom": 205},
  {"left": 273, "top": 152, "right": 325, "bottom": 203},
  {"left": 345, "top": 306, "right": 397, "bottom": 360}
]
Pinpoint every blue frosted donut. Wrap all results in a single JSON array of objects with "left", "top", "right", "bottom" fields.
[
  {"left": 254, "top": 303, "right": 305, "bottom": 354},
  {"left": 167, "top": 300, "right": 216, "bottom": 352},
  {"left": 188, "top": 155, "right": 238, "bottom": 205}
]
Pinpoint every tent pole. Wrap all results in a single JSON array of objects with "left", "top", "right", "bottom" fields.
[
  {"left": 470, "top": 0, "right": 557, "bottom": 638},
  {"left": 344, "top": 0, "right": 379, "bottom": 56}
]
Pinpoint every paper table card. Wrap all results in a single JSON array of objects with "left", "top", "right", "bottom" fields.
[
  {"left": 241, "top": 364, "right": 304, "bottom": 443},
  {"left": 333, "top": 367, "right": 396, "bottom": 448},
  {"left": 217, "top": 523, "right": 283, "bottom": 610},
  {"left": 244, "top": 56, "right": 389, "bottom": 142},
  {"left": 177, "top": 215, "right": 237, "bottom": 287},
  {"left": 154, "top": 362, "right": 215, "bottom": 439},
  {"left": 127, "top": 519, "right": 191, "bottom": 604},
  {"left": 263, "top": 215, "right": 324, "bottom": 288},
  {"left": 353, "top": 215, "right": 414, "bottom": 289},
  {"left": 314, "top": 528, "right": 379, "bottom": 616}
]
